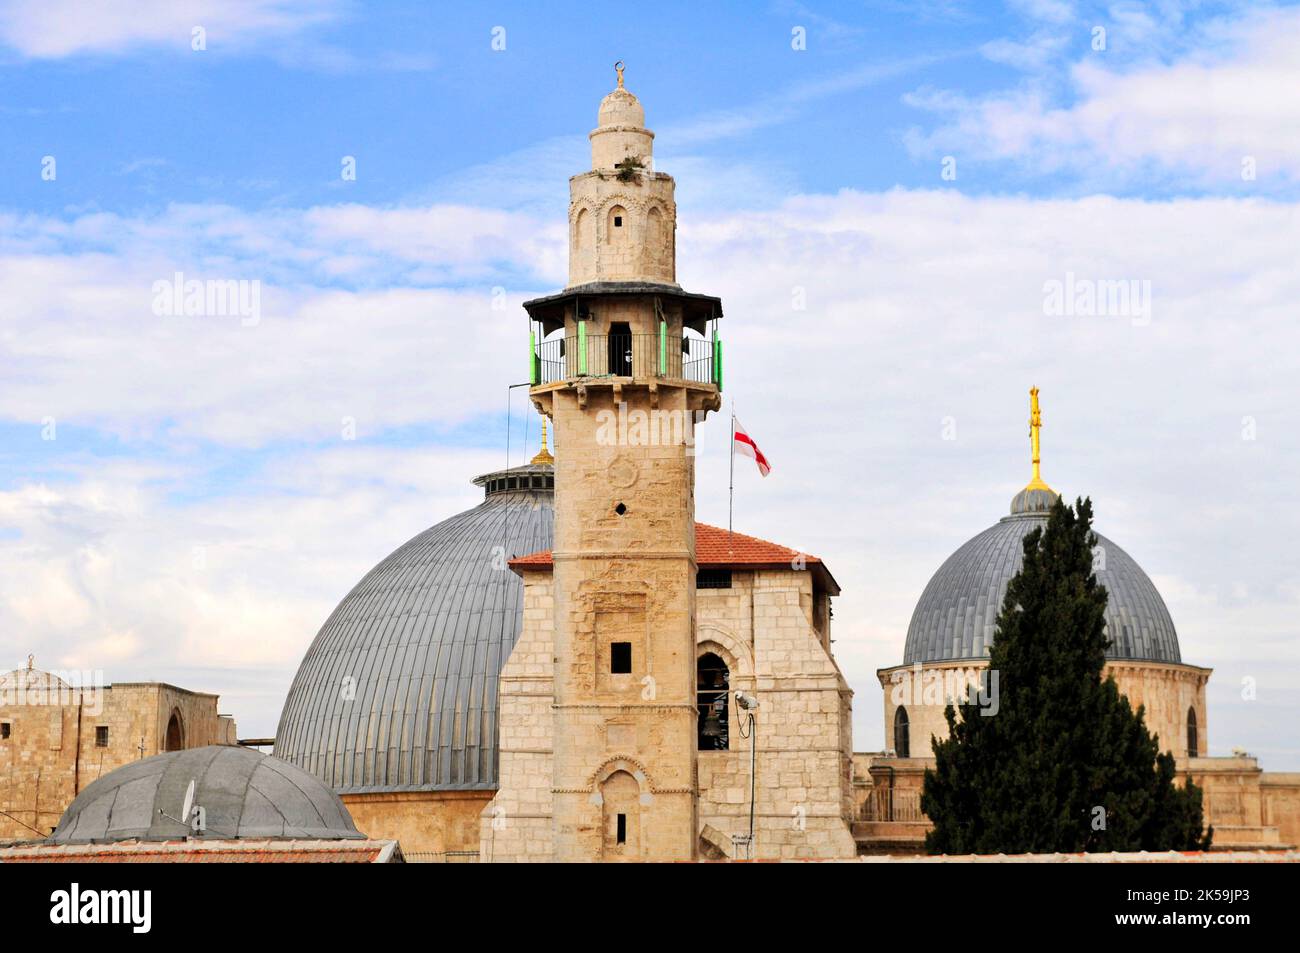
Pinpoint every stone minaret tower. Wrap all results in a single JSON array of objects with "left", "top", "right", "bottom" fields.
[{"left": 523, "top": 66, "right": 723, "bottom": 861}]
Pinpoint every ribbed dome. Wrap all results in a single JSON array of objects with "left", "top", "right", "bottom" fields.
[
  {"left": 49, "top": 746, "right": 363, "bottom": 844},
  {"left": 274, "top": 463, "right": 554, "bottom": 793},
  {"left": 903, "top": 512, "right": 1181, "bottom": 665}
]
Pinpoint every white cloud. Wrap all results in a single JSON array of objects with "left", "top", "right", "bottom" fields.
[
  {"left": 0, "top": 0, "right": 341, "bottom": 59},
  {"left": 907, "top": 7, "right": 1300, "bottom": 187}
]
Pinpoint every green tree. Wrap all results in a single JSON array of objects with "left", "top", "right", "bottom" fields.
[{"left": 922, "top": 497, "right": 1211, "bottom": 854}]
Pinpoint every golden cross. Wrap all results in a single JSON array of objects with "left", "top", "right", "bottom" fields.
[{"left": 1025, "top": 386, "right": 1050, "bottom": 491}]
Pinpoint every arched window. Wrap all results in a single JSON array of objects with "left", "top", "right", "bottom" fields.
[
  {"left": 165, "top": 710, "right": 185, "bottom": 751},
  {"left": 572, "top": 207, "right": 589, "bottom": 251},
  {"left": 1187, "top": 707, "right": 1198, "bottom": 757},
  {"left": 601, "top": 769, "right": 640, "bottom": 859},
  {"left": 697, "top": 652, "right": 730, "bottom": 750},
  {"left": 643, "top": 206, "right": 665, "bottom": 273},
  {"left": 607, "top": 205, "right": 627, "bottom": 242},
  {"left": 893, "top": 706, "right": 910, "bottom": 758}
]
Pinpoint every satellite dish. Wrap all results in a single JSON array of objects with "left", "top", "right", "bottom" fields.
[{"left": 181, "top": 779, "right": 196, "bottom": 823}]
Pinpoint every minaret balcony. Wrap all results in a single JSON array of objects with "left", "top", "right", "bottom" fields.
[{"left": 531, "top": 329, "right": 720, "bottom": 389}]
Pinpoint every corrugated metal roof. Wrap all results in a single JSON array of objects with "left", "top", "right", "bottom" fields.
[
  {"left": 903, "top": 513, "right": 1181, "bottom": 665},
  {"left": 274, "top": 465, "right": 554, "bottom": 793}
]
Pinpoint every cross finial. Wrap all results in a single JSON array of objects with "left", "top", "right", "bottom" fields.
[
  {"left": 531, "top": 417, "right": 555, "bottom": 465},
  {"left": 1024, "top": 386, "right": 1052, "bottom": 492},
  {"left": 614, "top": 60, "right": 625, "bottom": 88}
]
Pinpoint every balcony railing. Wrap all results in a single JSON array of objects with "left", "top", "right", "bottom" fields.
[
  {"left": 530, "top": 329, "right": 721, "bottom": 389},
  {"left": 860, "top": 788, "right": 924, "bottom": 822}
]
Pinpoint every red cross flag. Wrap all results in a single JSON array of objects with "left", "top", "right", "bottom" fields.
[{"left": 733, "top": 417, "right": 771, "bottom": 477}]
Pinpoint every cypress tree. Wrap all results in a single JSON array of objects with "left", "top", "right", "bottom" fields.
[{"left": 922, "top": 497, "right": 1211, "bottom": 854}]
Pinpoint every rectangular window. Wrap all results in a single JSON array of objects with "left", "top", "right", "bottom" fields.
[
  {"left": 610, "top": 642, "right": 632, "bottom": 674},
  {"left": 616, "top": 813, "right": 627, "bottom": 844},
  {"left": 696, "top": 569, "right": 733, "bottom": 589},
  {"left": 95, "top": 726, "right": 109, "bottom": 748},
  {"left": 0, "top": 722, "right": 9, "bottom": 740}
]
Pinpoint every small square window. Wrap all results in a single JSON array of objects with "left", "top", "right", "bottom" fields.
[
  {"left": 95, "top": 726, "right": 109, "bottom": 748},
  {"left": 1, "top": 722, "right": 10, "bottom": 740},
  {"left": 610, "top": 642, "right": 632, "bottom": 674},
  {"left": 614, "top": 216, "right": 623, "bottom": 227}
]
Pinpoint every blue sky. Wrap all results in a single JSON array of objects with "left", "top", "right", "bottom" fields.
[{"left": 2, "top": 0, "right": 1299, "bottom": 768}]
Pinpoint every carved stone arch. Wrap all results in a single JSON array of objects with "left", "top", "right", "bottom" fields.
[
  {"left": 698, "top": 625, "right": 753, "bottom": 681},
  {"left": 571, "top": 204, "right": 592, "bottom": 245},
  {"left": 598, "top": 193, "right": 648, "bottom": 215},
  {"left": 590, "top": 761, "right": 646, "bottom": 860},
  {"left": 588, "top": 755, "right": 654, "bottom": 798}
]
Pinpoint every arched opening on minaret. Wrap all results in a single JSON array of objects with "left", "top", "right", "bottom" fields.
[
  {"left": 643, "top": 205, "right": 665, "bottom": 276},
  {"left": 1187, "top": 706, "right": 1198, "bottom": 757},
  {"left": 600, "top": 770, "right": 641, "bottom": 859},
  {"left": 607, "top": 205, "right": 627, "bottom": 243},
  {"left": 697, "top": 653, "right": 730, "bottom": 750}
]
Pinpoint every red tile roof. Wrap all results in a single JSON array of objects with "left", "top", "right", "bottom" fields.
[{"left": 511, "top": 522, "right": 839, "bottom": 594}]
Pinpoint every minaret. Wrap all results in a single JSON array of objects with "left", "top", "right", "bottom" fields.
[{"left": 523, "top": 65, "right": 723, "bottom": 861}]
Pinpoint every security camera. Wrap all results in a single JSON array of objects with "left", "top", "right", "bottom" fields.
[{"left": 734, "top": 691, "right": 759, "bottom": 711}]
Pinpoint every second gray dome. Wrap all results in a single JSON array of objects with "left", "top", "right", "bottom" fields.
[{"left": 903, "top": 512, "right": 1180, "bottom": 665}]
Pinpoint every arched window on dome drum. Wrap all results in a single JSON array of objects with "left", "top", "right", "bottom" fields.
[
  {"left": 893, "top": 706, "right": 910, "bottom": 758},
  {"left": 1187, "top": 707, "right": 1198, "bottom": 757},
  {"left": 697, "top": 653, "right": 729, "bottom": 750}
]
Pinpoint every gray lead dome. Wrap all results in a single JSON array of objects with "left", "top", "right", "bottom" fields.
[
  {"left": 902, "top": 512, "right": 1181, "bottom": 665},
  {"left": 274, "top": 462, "right": 554, "bottom": 793},
  {"left": 49, "top": 745, "right": 363, "bottom": 844}
]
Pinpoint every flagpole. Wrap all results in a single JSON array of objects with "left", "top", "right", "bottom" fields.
[{"left": 728, "top": 400, "right": 735, "bottom": 555}]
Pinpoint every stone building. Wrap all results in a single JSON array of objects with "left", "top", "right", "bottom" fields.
[
  {"left": 0, "top": 661, "right": 237, "bottom": 840},
  {"left": 486, "top": 524, "right": 856, "bottom": 861}
]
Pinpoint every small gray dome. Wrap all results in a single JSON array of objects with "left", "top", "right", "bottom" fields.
[
  {"left": 275, "top": 462, "right": 554, "bottom": 793},
  {"left": 49, "top": 746, "right": 363, "bottom": 844},
  {"left": 1010, "top": 486, "right": 1059, "bottom": 515},
  {"left": 903, "top": 512, "right": 1181, "bottom": 665}
]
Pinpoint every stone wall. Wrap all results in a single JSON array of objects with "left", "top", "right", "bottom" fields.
[
  {"left": 343, "top": 790, "right": 490, "bottom": 860},
  {"left": 479, "top": 573, "right": 557, "bottom": 862},
  {"left": 852, "top": 753, "right": 1300, "bottom": 853},
  {"left": 696, "top": 569, "right": 856, "bottom": 859},
  {"left": 878, "top": 659, "right": 1210, "bottom": 761}
]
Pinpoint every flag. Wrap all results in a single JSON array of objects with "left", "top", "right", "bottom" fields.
[{"left": 733, "top": 417, "right": 771, "bottom": 477}]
